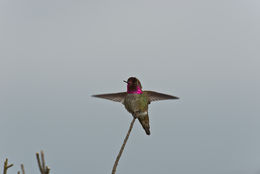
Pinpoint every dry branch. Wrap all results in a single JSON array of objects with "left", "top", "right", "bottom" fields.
[
  {"left": 17, "top": 164, "right": 25, "bottom": 174},
  {"left": 112, "top": 117, "right": 136, "bottom": 174},
  {"left": 3, "top": 158, "right": 13, "bottom": 174},
  {"left": 2, "top": 151, "right": 49, "bottom": 174},
  {"left": 36, "top": 151, "right": 50, "bottom": 174},
  {"left": 21, "top": 164, "right": 25, "bottom": 174}
]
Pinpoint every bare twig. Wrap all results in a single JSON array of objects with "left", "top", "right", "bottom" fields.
[
  {"left": 21, "top": 164, "right": 25, "bottom": 174},
  {"left": 36, "top": 153, "right": 43, "bottom": 173},
  {"left": 112, "top": 117, "right": 136, "bottom": 174},
  {"left": 40, "top": 151, "right": 45, "bottom": 171},
  {"left": 3, "top": 158, "right": 13, "bottom": 174},
  {"left": 36, "top": 151, "right": 50, "bottom": 174}
]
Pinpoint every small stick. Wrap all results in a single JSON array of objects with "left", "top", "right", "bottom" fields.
[
  {"left": 36, "top": 153, "right": 43, "bottom": 174},
  {"left": 21, "top": 164, "right": 25, "bottom": 174},
  {"left": 3, "top": 158, "right": 13, "bottom": 174},
  {"left": 36, "top": 151, "right": 50, "bottom": 174},
  {"left": 112, "top": 117, "right": 136, "bottom": 174},
  {"left": 40, "top": 151, "right": 45, "bottom": 171}
]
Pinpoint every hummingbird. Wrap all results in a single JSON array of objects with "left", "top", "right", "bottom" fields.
[{"left": 92, "top": 77, "right": 179, "bottom": 135}]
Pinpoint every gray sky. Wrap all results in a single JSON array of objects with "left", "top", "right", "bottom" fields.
[{"left": 1, "top": 0, "right": 260, "bottom": 173}]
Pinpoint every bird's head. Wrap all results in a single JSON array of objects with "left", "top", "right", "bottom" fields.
[{"left": 124, "top": 77, "right": 143, "bottom": 94}]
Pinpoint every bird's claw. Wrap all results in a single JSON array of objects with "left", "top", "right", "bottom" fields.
[{"left": 133, "top": 111, "right": 141, "bottom": 118}]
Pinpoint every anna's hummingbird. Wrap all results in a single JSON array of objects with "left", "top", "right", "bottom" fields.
[{"left": 92, "top": 77, "right": 179, "bottom": 135}]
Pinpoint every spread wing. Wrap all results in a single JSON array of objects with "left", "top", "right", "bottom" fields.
[
  {"left": 144, "top": 90, "right": 179, "bottom": 103},
  {"left": 92, "top": 92, "right": 127, "bottom": 103}
]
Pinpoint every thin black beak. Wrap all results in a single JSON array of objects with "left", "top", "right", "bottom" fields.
[{"left": 123, "top": 80, "right": 128, "bottom": 84}]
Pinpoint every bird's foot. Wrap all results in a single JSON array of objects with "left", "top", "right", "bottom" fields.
[{"left": 133, "top": 111, "right": 142, "bottom": 118}]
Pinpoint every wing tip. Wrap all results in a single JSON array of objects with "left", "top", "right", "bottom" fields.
[
  {"left": 92, "top": 94, "right": 104, "bottom": 98},
  {"left": 173, "top": 96, "right": 179, "bottom": 100}
]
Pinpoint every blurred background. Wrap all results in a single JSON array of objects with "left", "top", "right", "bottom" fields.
[{"left": 0, "top": 0, "right": 260, "bottom": 173}]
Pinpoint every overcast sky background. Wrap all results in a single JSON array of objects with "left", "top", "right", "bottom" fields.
[{"left": 1, "top": 0, "right": 260, "bottom": 173}]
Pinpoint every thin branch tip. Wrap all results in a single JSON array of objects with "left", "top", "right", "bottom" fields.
[{"left": 112, "top": 117, "right": 136, "bottom": 174}]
